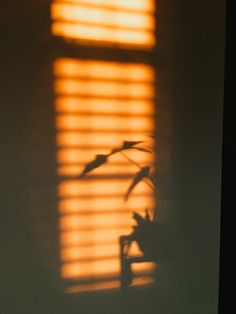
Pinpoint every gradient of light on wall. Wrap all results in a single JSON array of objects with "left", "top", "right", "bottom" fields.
[
  {"left": 51, "top": 0, "right": 155, "bottom": 49},
  {"left": 54, "top": 58, "right": 155, "bottom": 293}
]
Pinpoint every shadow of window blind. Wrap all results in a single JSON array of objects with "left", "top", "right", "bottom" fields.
[
  {"left": 53, "top": 58, "right": 156, "bottom": 293},
  {"left": 51, "top": 0, "right": 155, "bottom": 49}
]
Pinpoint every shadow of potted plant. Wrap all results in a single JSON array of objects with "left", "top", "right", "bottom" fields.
[{"left": 79, "top": 139, "right": 159, "bottom": 261}]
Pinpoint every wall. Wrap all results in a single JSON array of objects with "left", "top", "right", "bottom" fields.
[
  {"left": 156, "top": 0, "right": 225, "bottom": 313},
  {"left": 0, "top": 0, "right": 225, "bottom": 313}
]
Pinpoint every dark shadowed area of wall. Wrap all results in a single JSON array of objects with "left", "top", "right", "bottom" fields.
[{"left": 156, "top": 0, "right": 225, "bottom": 313}]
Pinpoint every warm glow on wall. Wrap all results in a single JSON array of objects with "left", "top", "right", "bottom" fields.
[
  {"left": 51, "top": 0, "right": 155, "bottom": 49},
  {"left": 54, "top": 58, "right": 155, "bottom": 293}
]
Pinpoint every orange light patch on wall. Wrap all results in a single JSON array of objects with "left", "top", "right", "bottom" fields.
[
  {"left": 59, "top": 195, "right": 154, "bottom": 214},
  {"left": 51, "top": 0, "right": 155, "bottom": 49},
  {"left": 54, "top": 58, "right": 155, "bottom": 293}
]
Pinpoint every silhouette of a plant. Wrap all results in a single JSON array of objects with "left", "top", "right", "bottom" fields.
[
  {"left": 79, "top": 140, "right": 156, "bottom": 200},
  {"left": 79, "top": 139, "right": 159, "bottom": 257}
]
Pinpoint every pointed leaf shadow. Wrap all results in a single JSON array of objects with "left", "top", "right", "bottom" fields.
[
  {"left": 79, "top": 154, "right": 108, "bottom": 178},
  {"left": 124, "top": 166, "right": 151, "bottom": 201}
]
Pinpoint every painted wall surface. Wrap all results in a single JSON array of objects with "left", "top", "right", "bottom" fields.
[
  {"left": 155, "top": 0, "right": 225, "bottom": 313},
  {"left": 0, "top": 0, "right": 225, "bottom": 313}
]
